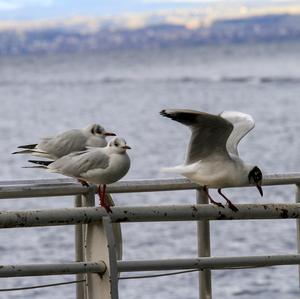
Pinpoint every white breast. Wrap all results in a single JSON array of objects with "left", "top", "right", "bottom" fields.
[{"left": 182, "top": 157, "right": 249, "bottom": 188}]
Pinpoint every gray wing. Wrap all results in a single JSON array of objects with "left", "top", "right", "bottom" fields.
[
  {"left": 49, "top": 149, "right": 110, "bottom": 178},
  {"left": 160, "top": 109, "right": 233, "bottom": 164},
  {"left": 38, "top": 129, "right": 87, "bottom": 158},
  {"left": 220, "top": 111, "right": 255, "bottom": 156}
]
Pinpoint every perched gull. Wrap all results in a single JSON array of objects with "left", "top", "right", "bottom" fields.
[
  {"left": 13, "top": 124, "right": 115, "bottom": 159},
  {"left": 28, "top": 137, "right": 131, "bottom": 212},
  {"left": 160, "top": 109, "right": 263, "bottom": 212}
]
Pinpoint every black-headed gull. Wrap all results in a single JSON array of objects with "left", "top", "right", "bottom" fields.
[
  {"left": 28, "top": 137, "right": 131, "bottom": 212},
  {"left": 13, "top": 124, "right": 115, "bottom": 159},
  {"left": 160, "top": 109, "right": 263, "bottom": 212}
]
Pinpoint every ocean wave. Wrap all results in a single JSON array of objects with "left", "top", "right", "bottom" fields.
[
  {"left": 0, "top": 77, "right": 129, "bottom": 86},
  {"left": 0, "top": 76, "right": 299, "bottom": 86},
  {"left": 164, "top": 76, "right": 300, "bottom": 84}
]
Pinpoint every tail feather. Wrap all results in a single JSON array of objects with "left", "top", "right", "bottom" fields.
[
  {"left": 161, "top": 164, "right": 196, "bottom": 175},
  {"left": 28, "top": 160, "right": 53, "bottom": 166},
  {"left": 18, "top": 143, "right": 37, "bottom": 149},
  {"left": 160, "top": 166, "right": 183, "bottom": 173},
  {"left": 12, "top": 148, "right": 52, "bottom": 159}
]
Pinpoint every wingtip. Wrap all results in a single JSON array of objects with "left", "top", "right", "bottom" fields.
[
  {"left": 11, "top": 149, "right": 32, "bottom": 155},
  {"left": 17, "top": 143, "right": 37, "bottom": 149},
  {"left": 28, "top": 159, "right": 53, "bottom": 166},
  {"left": 160, "top": 109, "right": 168, "bottom": 117},
  {"left": 160, "top": 109, "right": 173, "bottom": 119}
]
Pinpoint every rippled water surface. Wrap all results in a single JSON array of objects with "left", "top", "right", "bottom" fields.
[{"left": 0, "top": 42, "right": 300, "bottom": 298}]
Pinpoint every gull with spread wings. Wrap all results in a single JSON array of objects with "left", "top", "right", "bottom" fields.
[{"left": 160, "top": 109, "right": 263, "bottom": 212}]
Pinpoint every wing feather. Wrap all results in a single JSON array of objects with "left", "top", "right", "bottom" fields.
[
  {"left": 49, "top": 149, "right": 109, "bottom": 178},
  {"left": 160, "top": 109, "right": 233, "bottom": 164},
  {"left": 220, "top": 111, "right": 255, "bottom": 156}
]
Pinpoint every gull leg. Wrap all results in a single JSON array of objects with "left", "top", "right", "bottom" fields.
[
  {"left": 98, "top": 185, "right": 105, "bottom": 206},
  {"left": 217, "top": 188, "right": 239, "bottom": 212},
  {"left": 203, "top": 186, "right": 225, "bottom": 208},
  {"left": 98, "top": 184, "right": 112, "bottom": 213},
  {"left": 103, "top": 185, "right": 112, "bottom": 213}
]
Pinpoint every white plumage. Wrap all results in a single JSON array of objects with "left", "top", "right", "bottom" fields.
[{"left": 160, "top": 109, "right": 263, "bottom": 211}]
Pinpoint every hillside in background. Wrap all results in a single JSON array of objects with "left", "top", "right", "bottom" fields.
[{"left": 0, "top": 14, "right": 299, "bottom": 55}]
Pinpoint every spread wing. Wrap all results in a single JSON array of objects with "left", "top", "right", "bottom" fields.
[
  {"left": 49, "top": 149, "right": 110, "bottom": 178},
  {"left": 160, "top": 109, "right": 233, "bottom": 164},
  {"left": 220, "top": 111, "right": 255, "bottom": 156}
]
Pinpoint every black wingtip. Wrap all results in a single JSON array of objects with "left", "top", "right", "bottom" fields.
[
  {"left": 160, "top": 109, "right": 172, "bottom": 119},
  {"left": 160, "top": 109, "right": 167, "bottom": 116},
  {"left": 28, "top": 160, "right": 53, "bottom": 166},
  {"left": 18, "top": 144, "right": 37, "bottom": 149}
]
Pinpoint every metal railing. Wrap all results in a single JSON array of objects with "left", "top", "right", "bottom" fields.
[{"left": 0, "top": 173, "right": 300, "bottom": 298}]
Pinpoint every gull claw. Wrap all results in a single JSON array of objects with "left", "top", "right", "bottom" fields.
[
  {"left": 210, "top": 201, "right": 225, "bottom": 209},
  {"left": 227, "top": 201, "right": 239, "bottom": 212}
]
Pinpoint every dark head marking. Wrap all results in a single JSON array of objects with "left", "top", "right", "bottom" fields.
[
  {"left": 248, "top": 166, "right": 262, "bottom": 183},
  {"left": 91, "top": 124, "right": 103, "bottom": 135},
  {"left": 248, "top": 166, "right": 263, "bottom": 197}
]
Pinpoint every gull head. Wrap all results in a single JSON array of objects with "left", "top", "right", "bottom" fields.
[
  {"left": 87, "top": 124, "right": 116, "bottom": 137},
  {"left": 248, "top": 166, "right": 263, "bottom": 197},
  {"left": 108, "top": 137, "right": 131, "bottom": 153}
]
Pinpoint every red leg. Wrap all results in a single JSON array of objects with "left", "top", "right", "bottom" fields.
[
  {"left": 203, "top": 186, "right": 225, "bottom": 208},
  {"left": 98, "top": 185, "right": 105, "bottom": 207},
  {"left": 98, "top": 184, "right": 112, "bottom": 213},
  {"left": 218, "top": 189, "right": 239, "bottom": 212}
]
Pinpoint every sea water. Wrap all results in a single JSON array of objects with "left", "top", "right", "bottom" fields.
[{"left": 0, "top": 42, "right": 300, "bottom": 298}]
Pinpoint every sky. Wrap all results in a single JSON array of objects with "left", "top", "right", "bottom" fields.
[{"left": 0, "top": 0, "right": 299, "bottom": 20}]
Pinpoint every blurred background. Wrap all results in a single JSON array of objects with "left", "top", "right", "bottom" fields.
[{"left": 0, "top": 0, "right": 300, "bottom": 298}]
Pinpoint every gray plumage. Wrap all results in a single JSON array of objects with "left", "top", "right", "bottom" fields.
[
  {"left": 160, "top": 109, "right": 234, "bottom": 164},
  {"left": 13, "top": 124, "right": 115, "bottom": 159},
  {"left": 49, "top": 149, "right": 110, "bottom": 179},
  {"left": 28, "top": 137, "right": 131, "bottom": 186}
]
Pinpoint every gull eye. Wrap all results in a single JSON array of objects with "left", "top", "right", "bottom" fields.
[
  {"left": 95, "top": 126, "right": 102, "bottom": 133},
  {"left": 91, "top": 125, "right": 103, "bottom": 135},
  {"left": 98, "top": 128, "right": 104, "bottom": 134}
]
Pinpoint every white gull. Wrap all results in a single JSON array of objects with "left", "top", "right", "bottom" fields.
[
  {"left": 13, "top": 123, "right": 115, "bottom": 159},
  {"left": 160, "top": 109, "right": 263, "bottom": 212}
]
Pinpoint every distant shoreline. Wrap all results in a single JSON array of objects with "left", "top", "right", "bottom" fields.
[{"left": 0, "top": 14, "right": 299, "bottom": 56}]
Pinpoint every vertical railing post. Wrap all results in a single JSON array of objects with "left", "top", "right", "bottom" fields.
[
  {"left": 82, "top": 187, "right": 96, "bottom": 299},
  {"left": 296, "top": 184, "right": 300, "bottom": 288},
  {"left": 75, "top": 194, "right": 85, "bottom": 299},
  {"left": 196, "top": 188, "right": 212, "bottom": 299}
]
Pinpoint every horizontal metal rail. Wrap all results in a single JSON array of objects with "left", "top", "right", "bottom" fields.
[
  {"left": 0, "top": 176, "right": 299, "bottom": 299},
  {"left": 0, "top": 262, "right": 106, "bottom": 277},
  {"left": 117, "top": 254, "right": 300, "bottom": 272},
  {"left": 0, "top": 204, "right": 299, "bottom": 228},
  {"left": 0, "top": 173, "right": 300, "bottom": 199}
]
